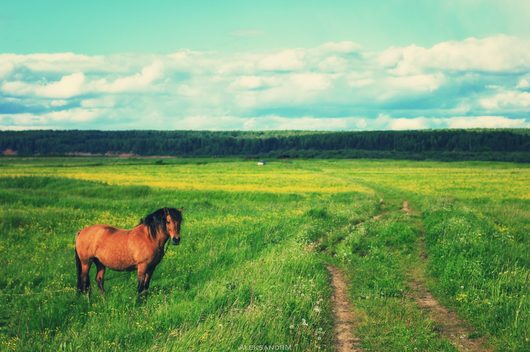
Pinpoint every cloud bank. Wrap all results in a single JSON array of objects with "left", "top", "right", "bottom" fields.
[{"left": 1, "top": 35, "right": 529, "bottom": 130}]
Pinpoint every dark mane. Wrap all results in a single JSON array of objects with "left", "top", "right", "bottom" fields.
[{"left": 140, "top": 207, "right": 182, "bottom": 239}]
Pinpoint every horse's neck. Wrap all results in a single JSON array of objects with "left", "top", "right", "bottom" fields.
[
  {"left": 155, "top": 231, "right": 170, "bottom": 249},
  {"left": 147, "top": 225, "right": 170, "bottom": 248},
  {"left": 135, "top": 224, "right": 169, "bottom": 248}
]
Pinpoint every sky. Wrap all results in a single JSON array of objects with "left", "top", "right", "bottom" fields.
[{"left": 1, "top": 0, "right": 530, "bottom": 130}]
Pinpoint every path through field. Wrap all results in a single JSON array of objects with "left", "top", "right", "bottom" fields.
[
  {"left": 408, "top": 278, "right": 491, "bottom": 352},
  {"left": 324, "top": 207, "right": 387, "bottom": 351},
  {"left": 403, "top": 201, "right": 492, "bottom": 352},
  {"left": 327, "top": 265, "right": 362, "bottom": 352},
  {"left": 402, "top": 200, "right": 412, "bottom": 215}
]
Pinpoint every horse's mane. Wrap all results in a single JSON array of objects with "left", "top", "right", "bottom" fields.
[{"left": 140, "top": 208, "right": 182, "bottom": 239}]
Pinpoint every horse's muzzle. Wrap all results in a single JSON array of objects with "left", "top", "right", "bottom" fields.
[{"left": 172, "top": 237, "right": 181, "bottom": 245}]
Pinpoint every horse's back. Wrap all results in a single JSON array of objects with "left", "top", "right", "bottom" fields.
[{"left": 76, "top": 225, "right": 127, "bottom": 254}]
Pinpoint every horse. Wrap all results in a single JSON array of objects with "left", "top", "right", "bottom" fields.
[{"left": 75, "top": 207, "right": 183, "bottom": 297}]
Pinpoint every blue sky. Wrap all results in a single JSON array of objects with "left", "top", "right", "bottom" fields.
[{"left": 1, "top": 0, "right": 530, "bottom": 130}]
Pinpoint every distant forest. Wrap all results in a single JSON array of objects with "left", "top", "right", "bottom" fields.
[{"left": 1, "top": 129, "right": 530, "bottom": 162}]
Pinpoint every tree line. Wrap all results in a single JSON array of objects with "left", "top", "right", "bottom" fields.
[{"left": 1, "top": 129, "right": 529, "bottom": 161}]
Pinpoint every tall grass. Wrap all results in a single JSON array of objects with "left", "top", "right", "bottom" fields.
[
  {"left": 423, "top": 200, "right": 529, "bottom": 351},
  {"left": 0, "top": 176, "right": 342, "bottom": 351},
  {"left": 0, "top": 158, "right": 528, "bottom": 351}
]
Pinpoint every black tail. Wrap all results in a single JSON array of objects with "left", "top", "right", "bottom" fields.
[{"left": 75, "top": 247, "right": 82, "bottom": 292}]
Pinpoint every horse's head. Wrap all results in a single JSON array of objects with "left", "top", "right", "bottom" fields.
[
  {"left": 142, "top": 207, "right": 184, "bottom": 245},
  {"left": 165, "top": 207, "right": 184, "bottom": 245}
]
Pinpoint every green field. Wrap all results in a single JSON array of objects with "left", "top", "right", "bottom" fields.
[{"left": 0, "top": 158, "right": 528, "bottom": 351}]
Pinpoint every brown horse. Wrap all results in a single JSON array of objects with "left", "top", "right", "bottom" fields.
[{"left": 75, "top": 207, "right": 183, "bottom": 296}]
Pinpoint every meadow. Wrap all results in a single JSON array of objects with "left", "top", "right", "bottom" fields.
[{"left": 0, "top": 157, "right": 528, "bottom": 351}]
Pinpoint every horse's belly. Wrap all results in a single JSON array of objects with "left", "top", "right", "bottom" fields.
[
  {"left": 98, "top": 258, "right": 136, "bottom": 271},
  {"left": 103, "top": 262, "right": 136, "bottom": 272},
  {"left": 95, "top": 246, "right": 135, "bottom": 271}
]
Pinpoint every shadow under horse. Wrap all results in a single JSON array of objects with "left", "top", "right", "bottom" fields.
[{"left": 75, "top": 207, "right": 183, "bottom": 298}]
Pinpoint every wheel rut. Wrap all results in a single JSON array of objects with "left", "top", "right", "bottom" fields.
[
  {"left": 327, "top": 265, "right": 363, "bottom": 352},
  {"left": 403, "top": 201, "right": 492, "bottom": 352},
  {"left": 322, "top": 203, "right": 390, "bottom": 351}
]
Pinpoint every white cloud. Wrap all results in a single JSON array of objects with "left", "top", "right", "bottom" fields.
[
  {"left": 480, "top": 90, "right": 530, "bottom": 110},
  {"left": 50, "top": 99, "right": 68, "bottom": 107},
  {"left": 176, "top": 84, "right": 201, "bottom": 97},
  {"left": 320, "top": 41, "right": 361, "bottom": 54},
  {"left": 44, "top": 108, "right": 102, "bottom": 122},
  {"left": 0, "top": 61, "right": 14, "bottom": 78},
  {"left": 290, "top": 73, "right": 333, "bottom": 91},
  {"left": 445, "top": 116, "right": 530, "bottom": 128},
  {"left": 90, "top": 61, "right": 164, "bottom": 93},
  {"left": 369, "top": 114, "right": 530, "bottom": 130},
  {"left": 2, "top": 72, "right": 86, "bottom": 98},
  {"left": 2, "top": 108, "right": 103, "bottom": 127},
  {"left": 385, "top": 73, "right": 444, "bottom": 93},
  {"left": 318, "top": 56, "right": 349, "bottom": 73},
  {"left": 388, "top": 117, "right": 430, "bottom": 130},
  {"left": 80, "top": 96, "right": 115, "bottom": 108},
  {"left": 0, "top": 53, "right": 105, "bottom": 73},
  {"left": 267, "top": 116, "right": 349, "bottom": 130},
  {"left": 0, "top": 124, "right": 57, "bottom": 131},
  {"left": 373, "top": 114, "right": 435, "bottom": 130},
  {"left": 1, "top": 61, "right": 163, "bottom": 98},
  {"left": 175, "top": 115, "right": 248, "bottom": 130},
  {"left": 231, "top": 75, "right": 276, "bottom": 90},
  {"left": 346, "top": 72, "right": 375, "bottom": 88},
  {"left": 516, "top": 78, "right": 529, "bottom": 89},
  {"left": 167, "top": 50, "right": 215, "bottom": 74},
  {"left": 232, "top": 72, "right": 337, "bottom": 110},
  {"left": 258, "top": 49, "right": 305, "bottom": 71},
  {"left": 379, "top": 35, "right": 530, "bottom": 75},
  {"left": 2, "top": 35, "right": 530, "bottom": 130}
]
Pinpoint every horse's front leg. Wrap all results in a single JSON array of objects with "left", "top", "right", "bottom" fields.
[
  {"left": 137, "top": 263, "right": 148, "bottom": 296},
  {"left": 143, "top": 268, "right": 154, "bottom": 291}
]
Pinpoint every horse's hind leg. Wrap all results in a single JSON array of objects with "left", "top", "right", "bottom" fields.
[
  {"left": 75, "top": 249, "right": 83, "bottom": 292},
  {"left": 94, "top": 259, "right": 106, "bottom": 293},
  {"left": 80, "top": 260, "right": 92, "bottom": 293}
]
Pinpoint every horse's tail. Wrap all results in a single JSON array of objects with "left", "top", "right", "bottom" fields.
[{"left": 75, "top": 232, "right": 82, "bottom": 292}]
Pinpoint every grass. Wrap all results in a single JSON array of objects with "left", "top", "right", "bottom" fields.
[
  {"left": 422, "top": 200, "right": 529, "bottom": 350},
  {"left": 314, "top": 194, "right": 458, "bottom": 351},
  {"left": 0, "top": 157, "right": 528, "bottom": 351},
  {"left": 0, "top": 177, "right": 338, "bottom": 351}
]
